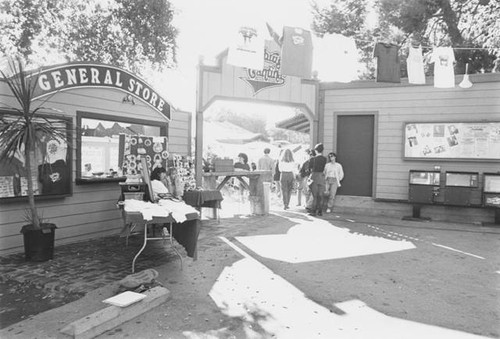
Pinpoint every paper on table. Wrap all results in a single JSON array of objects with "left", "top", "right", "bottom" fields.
[{"left": 103, "top": 291, "right": 147, "bottom": 307}]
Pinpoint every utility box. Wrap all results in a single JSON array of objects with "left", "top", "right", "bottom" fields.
[
  {"left": 483, "top": 173, "right": 500, "bottom": 208},
  {"left": 444, "top": 171, "right": 480, "bottom": 206},
  {"left": 408, "top": 170, "right": 441, "bottom": 204}
]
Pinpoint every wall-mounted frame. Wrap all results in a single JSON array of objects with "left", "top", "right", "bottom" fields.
[
  {"left": 75, "top": 111, "right": 167, "bottom": 184},
  {"left": 0, "top": 111, "right": 73, "bottom": 200},
  {"left": 403, "top": 121, "right": 500, "bottom": 161}
]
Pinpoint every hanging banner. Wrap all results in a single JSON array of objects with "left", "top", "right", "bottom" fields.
[
  {"left": 239, "top": 40, "right": 286, "bottom": 95},
  {"left": 404, "top": 122, "right": 500, "bottom": 160}
]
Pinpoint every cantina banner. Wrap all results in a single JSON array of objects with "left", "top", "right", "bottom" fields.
[{"left": 404, "top": 122, "right": 500, "bottom": 160}]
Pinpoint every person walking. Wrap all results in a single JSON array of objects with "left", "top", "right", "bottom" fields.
[
  {"left": 278, "top": 148, "right": 298, "bottom": 210},
  {"left": 273, "top": 148, "right": 283, "bottom": 198},
  {"left": 299, "top": 149, "right": 315, "bottom": 210},
  {"left": 257, "top": 147, "right": 274, "bottom": 182},
  {"left": 308, "top": 143, "right": 327, "bottom": 216},
  {"left": 324, "top": 152, "right": 344, "bottom": 213},
  {"left": 234, "top": 153, "right": 250, "bottom": 203}
]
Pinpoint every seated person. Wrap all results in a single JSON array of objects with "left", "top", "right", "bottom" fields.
[{"left": 150, "top": 167, "right": 172, "bottom": 201}]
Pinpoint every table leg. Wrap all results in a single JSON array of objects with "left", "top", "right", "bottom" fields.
[
  {"left": 132, "top": 223, "right": 148, "bottom": 273},
  {"left": 168, "top": 222, "right": 183, "bottom": 270},
  {"left": 216, "top": 176, "right": 232, "bottom": 190}
]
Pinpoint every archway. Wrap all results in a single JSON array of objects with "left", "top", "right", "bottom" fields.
[{"left": 195, "top": 41, "right": 319, "bottom": 185}]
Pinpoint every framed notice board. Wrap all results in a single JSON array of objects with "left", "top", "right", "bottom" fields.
[{"left": 404, "top": 122, "right": 500, "bottom": 161}]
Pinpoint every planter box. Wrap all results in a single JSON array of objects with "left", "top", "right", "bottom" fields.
[
  {"left": 214, "top": 159, "right": 234, "bottom": 172},
  {"left": 21, "top": 223, "right": 57, "bottom": 262}
]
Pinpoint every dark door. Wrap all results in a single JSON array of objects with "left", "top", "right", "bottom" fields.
[{"left": 336, "top": 115, "right": 374, "bottom": 196}]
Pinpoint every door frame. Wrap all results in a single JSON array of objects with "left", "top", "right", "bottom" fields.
[{"left": 333, "top": 111, "right": 379, "bottom": 197}]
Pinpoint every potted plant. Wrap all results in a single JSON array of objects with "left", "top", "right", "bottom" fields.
[{"left": 0, "top": 57, "right": 68, "bottom": 261}]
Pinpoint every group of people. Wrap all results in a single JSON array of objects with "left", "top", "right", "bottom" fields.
[{"left": 256, "top": 143, "right": 344, "bottom": 215}]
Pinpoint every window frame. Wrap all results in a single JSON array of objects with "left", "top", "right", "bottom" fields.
[
  {"left": 0, "top": 109, "right": 73, "bottom": 201},
  {"left": 75, "top": 111, "right": 168, "bottom": 185}
]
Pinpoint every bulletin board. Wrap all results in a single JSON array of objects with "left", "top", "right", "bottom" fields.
[
  {"left": 404, "top": 122, "right": 500, "bottom": 160},
  {"left": 118, "top": 134, "right": 169, "bottom": 175}
]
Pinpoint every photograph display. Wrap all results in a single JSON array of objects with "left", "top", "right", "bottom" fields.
[{"left": 118, "top": 134, "right": 169, "bottom": 176}]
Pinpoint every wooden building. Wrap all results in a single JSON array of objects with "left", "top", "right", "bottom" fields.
[
  {"left": 0, "top": 63, "right": 192, "bottom": 256},
  {"left": 196, "top": 45, "right": 500, "bottom": 224},
  {"left": 283, "top": 73, "right": 500, "bottom": 223}
]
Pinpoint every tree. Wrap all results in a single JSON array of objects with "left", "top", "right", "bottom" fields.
[
  {"left": 0, "top": 0, "right": 178, "bottom": 74},
  {"left": 0, "top": 58, "right": 68, "bottom": 229},
  {"left": 311, "top": 0, "right": 500, "bottom": 78}
]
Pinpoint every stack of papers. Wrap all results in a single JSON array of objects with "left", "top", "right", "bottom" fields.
[{"left": 103, "top": 291, "right": 146, "bottom": 307}]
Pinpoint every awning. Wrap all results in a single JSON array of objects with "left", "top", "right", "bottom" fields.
[{"left": 275, "top": 114, "right": 310, "bottom": 133}]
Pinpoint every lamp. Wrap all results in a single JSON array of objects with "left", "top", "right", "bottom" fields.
[{"left": 122, "top": 94, "right": 136, "bottom": 105}]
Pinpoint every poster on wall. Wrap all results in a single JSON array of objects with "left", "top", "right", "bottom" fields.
[
  {"left": 404, "top": 122, "right": 500, "bottom": 160},
  {"left": 118, "top": 134, "right": 169, "bottom": 176},
  {"left": 0, "top": 115, "right": 72, "bottom": 199}
]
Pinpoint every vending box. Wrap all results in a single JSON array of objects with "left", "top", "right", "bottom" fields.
[
  {"left": 408, "top": 170, "right": 441, "bottom": 204},
  {"left": 483, "top": 173, "right": 500, "bottom": 208},
  {"left": 444, "top": 171, "right": 480, "bottom": 206}
]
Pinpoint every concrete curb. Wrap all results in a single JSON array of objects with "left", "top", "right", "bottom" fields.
[{"left": 60, "top": 286, "right": 170, "bottom": 339}]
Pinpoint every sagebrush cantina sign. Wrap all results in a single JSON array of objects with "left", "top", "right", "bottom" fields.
[
  {"left": 240, "top": 43, "right": 286, "bottom": 95},
  {"left": 27, "top": 63, "right": 170, "bottom": 120}
]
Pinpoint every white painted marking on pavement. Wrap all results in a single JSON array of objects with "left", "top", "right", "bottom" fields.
[
  {"left": 208, "top": 237, "right": 488, "bottom": 338},
  {"left": 235, "top": 218, "right": 415, "bottom": 263},
  {"left": 346, "top": 219, "right": 355, "bottom": 222},
  {"left": 431, "top": 243, "right": 485, "bottom": 259}
]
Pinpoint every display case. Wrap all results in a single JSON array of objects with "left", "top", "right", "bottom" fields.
[
  {"left": 483, "top": 173, "right": 500, "bottom": 208},
  {"left": 444, "top": 171, "right": 480, "bottom": 206},
  {"left": 408, "top": 170, "right": 441, "bottom": 204}
]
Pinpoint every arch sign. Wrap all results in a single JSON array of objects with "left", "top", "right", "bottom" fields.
[{"left": 26, "top": 63, "right": 170, "bottom": 120}]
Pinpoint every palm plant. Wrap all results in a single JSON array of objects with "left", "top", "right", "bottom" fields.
[{"left": 0, "top": 57, "right": 68, "bottom": 230}]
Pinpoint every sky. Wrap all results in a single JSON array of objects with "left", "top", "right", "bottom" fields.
[{"left": 157, "top": 0, "right": 319, "bottom": 116}]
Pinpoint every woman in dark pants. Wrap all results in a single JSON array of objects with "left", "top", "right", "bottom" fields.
[
  {"left": 278, "top": 148, "right": 298, "bottom": 210},
  {"left": 308, "top": 143, "right": 327, "bottom": 216}
]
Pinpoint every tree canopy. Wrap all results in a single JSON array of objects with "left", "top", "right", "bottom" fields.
[
  {"left": 311, "top": 0, "right": 500, "bottom": 78},
  {"left": 0, "top": 0, "right": 178, "bottom": 74}
]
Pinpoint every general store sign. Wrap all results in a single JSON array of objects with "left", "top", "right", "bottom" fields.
[{"left": 27, "top": 63, "right": 170, "bottom": 120}]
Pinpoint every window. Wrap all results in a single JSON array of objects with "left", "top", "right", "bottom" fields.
[
  {"left": 0, "top": 112, "right": 72, "bottom": 199},
  {"left": 76, "top": 112, "right": 167, "bottom": 183}
]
